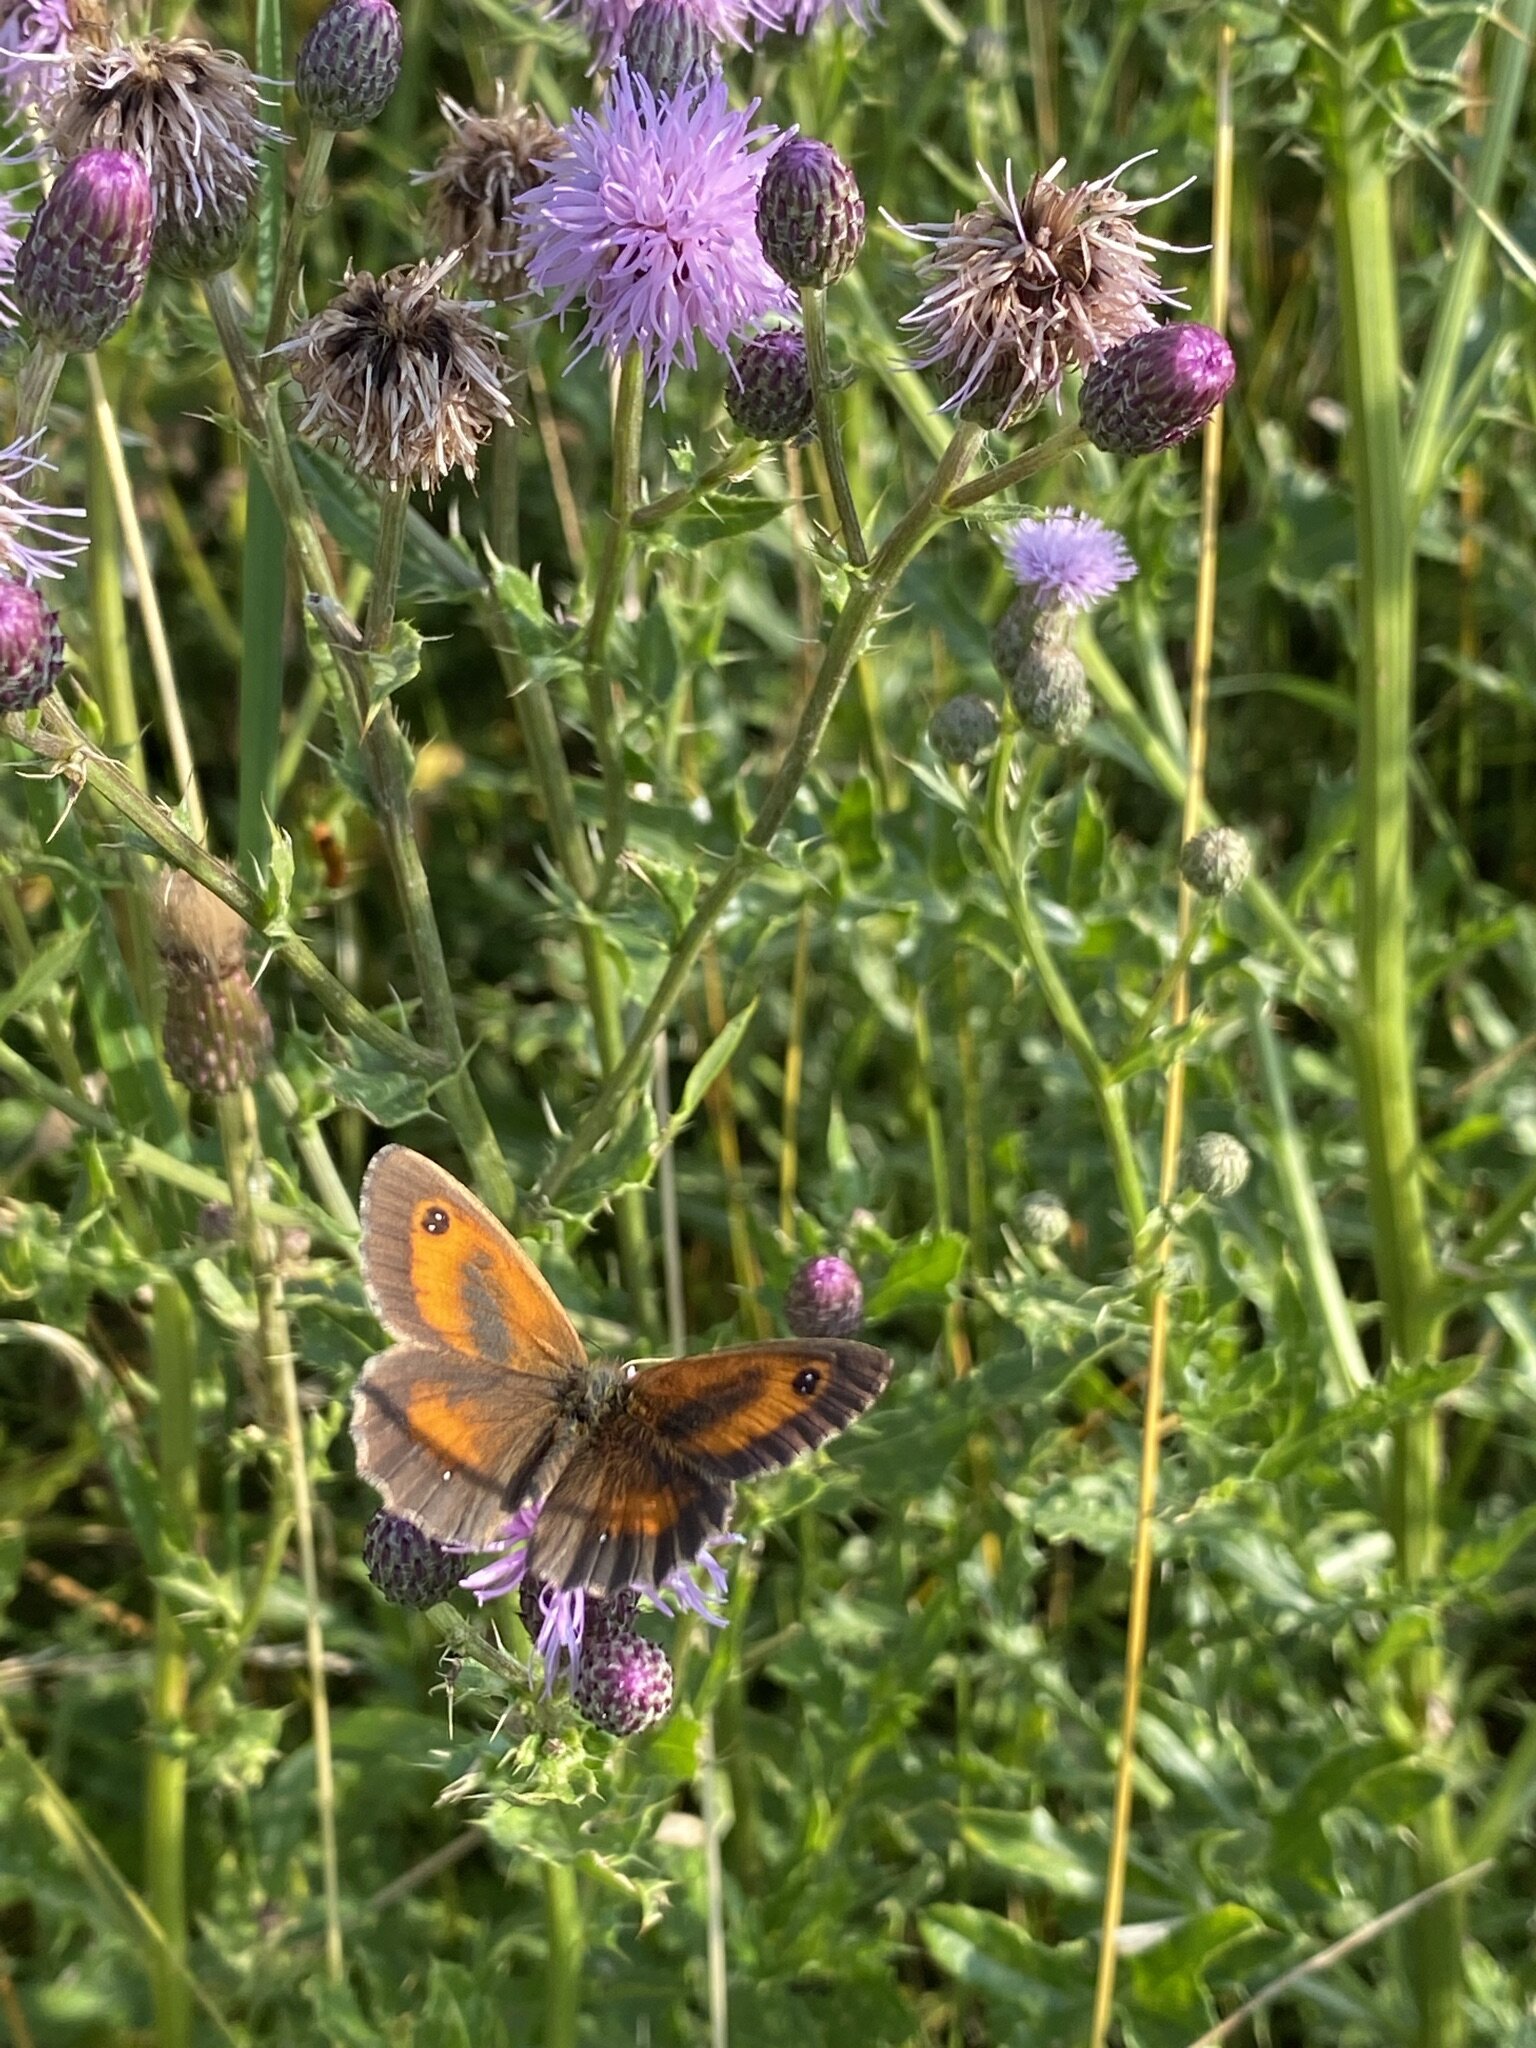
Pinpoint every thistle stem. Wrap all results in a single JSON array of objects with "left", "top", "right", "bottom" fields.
[
  {"left": 632, "top": 442, "right": 763, "bottom": 529},
  {"left": 264, "top": 127, "right": 336, "bottom": 355},
  {"left": 944, "top": 424, "right": 1086, "bottom": 510},
  {"left": 537, "top": 423, "right": 986, "bottom": 1207},
  {"left": 543, "top": 1862, "right": 584, "bottom": 2048},
  {"left": 215, "top": 1086, "right": 344, "bottom": 1983},
  {"left": 1114, "top": 914, "right": 1207, "bottom": 1069},
  {"left": 799, "top": 286, "right": 867, "bottom": 566},
  {"left": 582, "top": 347, "right": 645, "bottom": 896},
  {"left": 363, "top": 482, "right": 411, "bottom": 651},
  {"left": 14, "top": 344, "right": 65, "bottom": 442}
]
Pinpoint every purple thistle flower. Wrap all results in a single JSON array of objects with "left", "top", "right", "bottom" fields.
[
  {"left": 753, "top": 0, "right": 874, "bottom": 30},
  {"left": 459, "top": 1499, "right": 735, "bottom": 1690},
  {"left": 999, "top": 511, "right": 1135, "bottom": 613},
  {"left": 513, "top": 66, "right": 791, "bottom": 399},
  {"left": 0, "top": 437, "right": 86, "bottom": 581},
  {"left": 0, "top": 577, "right": 63, "bottom": 712},
  {"left": 554, "top": 0, "right": 755, "bottom": 70},
  {"left": 0, "top": 187, "right": 23, "bottom": 325},
  {"left": 0, "top": 0, "right": 74, "bottom": 117}
]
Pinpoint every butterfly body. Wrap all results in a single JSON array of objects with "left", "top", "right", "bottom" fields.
[{"left": 351, "top": 1147, "right": 893, "bottom": 1595}]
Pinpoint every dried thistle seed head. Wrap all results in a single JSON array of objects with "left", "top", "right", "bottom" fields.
[
  {"left": 756, "top": 136, "right": 864, "bottom": 288},
  {"left": 621, "top": 0, "right": 722, "bottom": 95},
  {"left": 152, "top": 871, "right": 272, "bottom": 1096},
  {"left": 0, "top": 577, "right": 64, "bottom": 711},
  {"left": 573, "top": 1629, "right": 673, "bottom": 1735},
  {"left": 1081, "top": 321, "right": 1235, "bottom": 457},
  {"left": 1179, "top": 825, "right": 1251, "bottom": 899},
  {"left": 785, "top": 1253, "right": 863, "bottom": 1337},
  {"left": 295, "top": 0, "right": 401, "bottom": 130},
  {"left": 1188, "top": 1131, "right": 1251, "bottom": 1200},
  {"left": 418, "top": 89, "right": 562, "bottom": 296},
  {"left": 280, "top": 254, "right": 515, "bottom": 489},
  {"left": 901, "top": 159, "right": 1184, "bottom": 430},
  {"left": 50, "top": 35, "right": 279, "bottom": 279},
  {"left": 15, "top": 146, "right": 153, "bottom": 352},
  {"left": 363, "top": 1509, "right": 462, "bottom": 1608},
  {"left": 928, "top": 692, "right": 999, "bottom": 767},
  {"left": 1019, "top": 1190, "right": 1071, "bottom": 1247},
  {"left": 1009, "top": 639, "right": 1091, "bottom": 746},
  {"left": 725, "top": 327, "right": 813, "bottom": 440}
]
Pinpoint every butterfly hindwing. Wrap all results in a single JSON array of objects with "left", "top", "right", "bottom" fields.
[
  {"left": 528, "top": 1415, "right": 734, "bottom": 1595},
  {"left": 625, "top": 1339, "right": 893, "bottom": 1480},
  {"left": 359, "top": 1146, "right": 586, "bottom": 1377}
]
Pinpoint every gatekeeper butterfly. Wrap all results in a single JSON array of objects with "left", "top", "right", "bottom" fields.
[{"left": 351, "top": 1147, "right": 893, "bottom": 1595}]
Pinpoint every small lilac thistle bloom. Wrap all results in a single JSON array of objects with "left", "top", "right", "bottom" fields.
[
  {"left": 556, "top": 0, "right": 755, "bottom": 71},
  {"left": 461, "top": 1500, "right": 733, "bottom": 1691},
  {"left": 513, "top": 67, "right": 791, "bottom": 399},
  {"left": 0, "top": 437, "right": 86, "bottom": 582},
  {"left": 0, "top": 578, "right": 63, "bottom": 712},
  {"left": 15, "top": 148, "right": 154, "bottom": 353},
  {"left": 0, "top": 0, "right": 76, "bottom": 117},
  {"left": 785, "top": 1254, "right": 863, "bottom": 1338},
  {"left": 753, "top": 0, "right": 874, "bottom": 31},
  {"left": 1000, "top": 511, "right": 1135, "bottom": 613},
  {"left": 1080, "top": 321, "right": 1236, "bottom": 457},
  {"left": 574, "top": 1630, "right": 674, "bottom": 1735},
  {"left": 295, "top": 0, "right": 402, "bottom": 131}
]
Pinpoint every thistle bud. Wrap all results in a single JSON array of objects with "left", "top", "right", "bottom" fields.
[
  {"left": 0, "top": 579, "right": 64, "bottom": 711},
  {"left": 1188, "top": 1132, "right": 1251, "bottom": 1200},
  {"left": 573, "top": 1629, "right": 673, "bottom": 1736},
  {"left": 1080, "top": 323, "right": 1236, "bottom": 458},
  {"left": 929, "top": 693, "right": 999, "bottom": 767},
  {"left": 621, "top": 0, "right": 721, "bottom": 96},
  {"left": 295, "top": 0, "right": 402, "bottom": 131},
  {"left": 363, "top": 1509, "right": 462, "bottom": 1608},
  {"left": 1009, "top": 640, "right": 1091, "bottom": 747},
  {"left": 152, "top": 870, "right": 272, "bottom": 1096},
  {"left": 785, "top": 1253, "right": 863, "bottom": 1338},
  {"left": 14, "top": 148, "right": 154, "bottom": 353},
  {"left": 991, "top": 591, "right": 1068, "bottom": 683},
  {"left": 756, "top": 137, "right": 864, "bottom": 289},
  {"left": 1019, "top": 1190, "right": 1071, "bottom": 1248},
  {"left": 725, "top": 328, "right": 814, "bottom": 442},
  {"left": 1179, "top": 826, "right": 1251, "bottom": 900}
]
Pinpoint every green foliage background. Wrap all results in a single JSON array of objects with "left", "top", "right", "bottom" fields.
[{"left": 0, "top": 0, "right": 1534, "bottom": 2041}]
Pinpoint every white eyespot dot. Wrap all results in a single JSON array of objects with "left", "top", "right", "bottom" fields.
[
  {"left": 598, "top": 1532, "right": 609, "bottom": 1544},
  {"left": 442, "top": 1469, "right": 452, "bottom": 1483}
]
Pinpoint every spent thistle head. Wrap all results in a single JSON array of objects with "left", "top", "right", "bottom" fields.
[{"left": 418, "top": 90, "right": 563, "bottom": 296}]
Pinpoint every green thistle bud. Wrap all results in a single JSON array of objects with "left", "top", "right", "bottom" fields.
[
  {"left": 990, "top": 591, "right": 1069, "bottom": 683},
  {"left": 573, "top": 1629, "right": 673, "bottom": 1736},
  {"left": 152, "top": 871, "right": 272, "bottom": 1097},
  {"left": 1009, "top": 640, "right": 1091, "bottom": 746},
  {"left": 621, "top": 0, "right": 721, "bottom": 95},
  {"left": 296, "top": 0, "right": 403, "bottom": 130},
  {"left": 363, "top": 1509, "right": 462, "bottom": 1608},
  {"left": 1179, "top": 826, "right": 1251, "bottom": 899},
  {"left": 0, "top": 580, "right": 64, "bottom": 712},
  {"left": 14, "top": 148, "right": 154, "bottom": 353},
  {"left": 1188, "top": 1132, "right": 1251, "bottom": 1200},
  {"left": 725, "top": 328, "right": 813, "bottom": 441},
  {"left": 1019, "top": 1190, "right": 1071, "bottom": 1247},
  {"left": 756, "top": 137, "right": 865, "bottom": 289},
  {"left": 929, "top": 693, "right": 1000, "bottom": 767}
]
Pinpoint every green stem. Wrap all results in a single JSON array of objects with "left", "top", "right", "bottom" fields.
[
  {"left": 145, "top": 1280, "right": 196, "bottom": 2048},
  {"left": 1114, "top": 915, "right": 1206, "bottom": 1070},
  {"left": 944, "top": 424, "right": 1086, "bottom": 511},
  {"left": 363, "top": 483, "right": 411, "bottom": 651},
  {"left": 799, "top": 286, "right": 867, "bottom": 566},
  {"left": 538, "top": 423, "right": 986, "bottom": 1207},
  {"left": 215, "top": 1087, "right": 344, "bottom": 1982},
  {"left": 14, "top": 344, "right": 65, "bottom": 442},
  {"left": 1331, "top": 73, "right": 1459, "bottom": 2048},
  {"left": 582, "top": 348, "right": 645, "bottom": 895},
  {"left": 543, "top": 1862, "right": 583, "bottom": 2048},
  {"left": 264, "top": 127, "right": 336, "bottom": 354},
  {"left": 632, "top": 442, "right": 763, "bottom": 529},
  {"left": 238, "top": 462, "right": 288, "bottom": 878}
]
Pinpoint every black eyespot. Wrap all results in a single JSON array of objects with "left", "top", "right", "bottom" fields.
[
  {"left": 422, "top": 1206, "right": 451, "bottom": 1236},
  {"left": 794, "top": 1368, "right": 820, "bottom": 1397}
]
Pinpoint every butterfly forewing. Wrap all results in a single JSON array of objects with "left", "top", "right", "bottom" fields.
[
  {"left": 359, "top": 1146, "right": 586, "bottom": 1377},
  {"left": 626, "top": 1339, "right": 893, "bottom": 1480}
]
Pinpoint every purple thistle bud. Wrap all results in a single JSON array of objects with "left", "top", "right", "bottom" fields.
[
  {"left": 928, "top": 693, "right": 999, "bottom": 767},
  {"left": 756, "top": 136, "right": 864, "bottom": 289},
  {"left": 15, "top": 149, "right": 153, "bottom": 354},
  {"left": 1000, "top": 511, "right": 1136, "bottom": 614},
  {"left": 1081, "top": 322, "right": 1236, "bottom": 457},
  {"left": 785, "top": 1253, "right": 863, "bottom": 1337},
  {"left": 1009, "top": 639, "right": 1092, "bottom": 747},
  {"left": 295, "top": 0, "right": 402, "bottom": 131},
  {"left": 621, "top": 0, "right": 722, "bottom": 95},
  {"left": 363, "top": 1509, "right": 462, "bottom": 1608},
  {"left": 573, "top": 1629, "right": 674, "bottom": 1735},
  {"left": 725, "top": 327, "right": 813, "bottom": 441},
  {"left": 0, "top": 578, "right": 63, "bottom": 712}
]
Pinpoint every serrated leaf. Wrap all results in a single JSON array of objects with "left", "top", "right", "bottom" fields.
[
  {"left": 0, "top": 923, "right": 91, "bottom": 1032},
  {"left": 676, "top": 999, "right": 757, "bottom": 1128},
  {"left": 865, "top": 1230, "right": 967, "bottom": 1318}
]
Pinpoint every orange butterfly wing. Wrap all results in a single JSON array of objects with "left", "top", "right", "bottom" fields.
[
  {"left": 351, "top": 1147, "right": 587, "bottom": 1552},
  {"left": 528, "top": 1339, "right": 892, "bottom": 1593}
]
